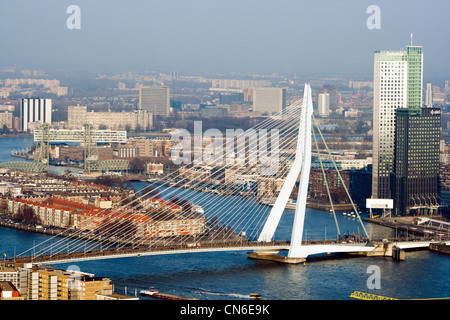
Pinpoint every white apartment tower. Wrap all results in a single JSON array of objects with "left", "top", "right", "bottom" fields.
[
  {"left": 317, "top": 93, "right": 330, "bottom": 116},
  {"left": 425, "top": 83, "right": 433, "bottom": 107},
  {"left": 372, "top": 45, "right": 423, "bottom": 199},
  {"left": 20, "top": 98, "right": 52, "bottom": 131}
]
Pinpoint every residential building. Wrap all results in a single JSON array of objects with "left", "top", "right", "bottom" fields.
[
  {"left": 139, "top": 86, "right": 170, "bottom": 116},
  {"left": 0, "top": 182, "right": 22, "bottom": 197},
  {"left": 19, "top": 266, "right": 113, "bottom": 300},
  {"left": 252, "top": 87, "right": 286, "bottom": 115},
  {"left": 67, "top": 105, "right": 153, "bottom": 130},
  {"left": 20, "top": 98, "right": 52, "bottom": 132},
  {"left": 318, "top": 93, "right": 330, "bottom": 116},
  {"left": 0, "top": 111, "right": 13, "bottom": 129}
]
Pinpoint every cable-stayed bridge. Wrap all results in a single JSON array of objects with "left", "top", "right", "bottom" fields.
[{"left": 6, "top": 84, "right": 447, "bottom": 267}]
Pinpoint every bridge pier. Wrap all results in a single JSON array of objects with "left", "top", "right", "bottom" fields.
[
  {"left": 247, "top": 252, "right": 306, "bottom": 264},
  {"left": 361, "top": 242, "right": 406, "bottom": 260}
]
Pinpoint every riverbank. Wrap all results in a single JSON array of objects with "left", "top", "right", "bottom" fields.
[
  {"left": 363, "top": 216, "right": 450, "bottom": 240},
  {"left": 0, "top": 133, "right": 33, "bottom": 139}
]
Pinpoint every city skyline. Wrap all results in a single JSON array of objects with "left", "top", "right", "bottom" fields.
[{"left": 0, "top": 1, "right": 449, "bottom": 79}]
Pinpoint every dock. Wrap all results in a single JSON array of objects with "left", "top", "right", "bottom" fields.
[
  {"left": 363, "top": 216, "right": 450, "bottom": 239},
  {"left": 140, "top": 289, "right": 199, "bottom": 300},
  {"left": 429, "top": 242, "right": 450, "bottom": 254}
]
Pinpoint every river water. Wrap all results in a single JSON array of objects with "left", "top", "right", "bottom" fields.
[{"left": 0, "top": 137, "right": 449, "bottom": 300}]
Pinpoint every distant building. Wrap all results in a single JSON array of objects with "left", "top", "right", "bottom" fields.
[
  {"left": 139, "top": 86, "right": 170, "bottom": 116},
  {"left": 118, "top": 137, "right": 172, "bottom": 158},
  {"left": 392, "top": 107, "right": 441, "bottom": 215},
  {"left": 211, "top": 79, "right": 270, "bottom": 89},
  {"left": 252, "top": 87, "right": 286, "bottom": 115},
  {"left": 20, "top": 98, "right": 52, "bottom": 132},
  {"left": 0, "top": 111, "right": 13, "bottom": 129},
  {"left": 317, "top": 93, "right": 330, "bottom": 116},
  {"left": 425, "top": 83, "right": 433, "bottom": 107},
  {"left": 200, "top": 107, "right": 228, "bottom": 118},
  {"left": 67, "top": 105, "right": 152, "bottom": 130},
  {"left": 219, "top": 92, "right": 244, "bottom": 105}
]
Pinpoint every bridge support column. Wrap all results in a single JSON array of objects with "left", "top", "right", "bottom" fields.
[
  {"left": 287, "top": 83, "right": 313, "bottom": 260},
  {"left": 256, "top": 84, "right": 313, "bottom": 261},
  {"left": 247, "top": 252, "right": 306, "bottom": 264}
]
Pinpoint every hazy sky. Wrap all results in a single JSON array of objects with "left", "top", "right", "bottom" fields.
[{"left": 1, "top": 0, "right": 449, "bottom": 79}]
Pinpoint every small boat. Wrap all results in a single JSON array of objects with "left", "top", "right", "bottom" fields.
[
  {"left": 343, "top": 212, "right": 347, "bottom": 216},
  {"left": 250, "top": 293, "right": 261, "bottom": 299},
  {"left": 140, "top": 288, "right": 158, "bottom": 296},
  {"left": 140, "top": 288, "right": 198, "bottom": 300}
]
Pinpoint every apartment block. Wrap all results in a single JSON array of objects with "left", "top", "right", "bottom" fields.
[{"left": 67, "top": 105, "right": 153, "bottom": 130}]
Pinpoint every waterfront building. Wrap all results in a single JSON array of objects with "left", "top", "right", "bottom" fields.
[
  {"left": 18, "top": 266, "right": 113, "bottom": 300},
  {"left": 0, "top": 281, "right": 22, "bottom": 300},
  {"left": 146, "top": 162, "right": 164, "bottom": 175},
  {"left": 256, "top": 176, "right": 285, "bottom": 200},
  {"left": 309, "top": 169, "right": 372, "bottom": 207},
  {"left": 252, "top": 87, "right": 286, "bottom": 115},
  {"left": 138, "top": 86, "right": 170, "bottom": 116},
  {"left": 20, "top": 98, "right": 52, "bottom": 132},
  {"left": 0, "top": 267, "right": 21, "bottom": 291},
  {"left": 6, "top": 194, "right": 206, "bottom": 238},
  {"left": 392, "top": 107, "right": 441, "bottom": 215},
  {"left": 117, "top": 137, "right": 173, "bottom": 158},
  {"left": 372, "top": 45, "right": 423, "bottom": 199},
  {"left": 0, "top": 111, "right": 13, "bottom": 130}
]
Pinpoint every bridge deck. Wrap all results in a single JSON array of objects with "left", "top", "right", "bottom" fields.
[
  {"left": 13, "top": 241, "right": 291, "bottom": 265},
  {"left": 9, "top": 237, "right": 449, "bottom": 266}
]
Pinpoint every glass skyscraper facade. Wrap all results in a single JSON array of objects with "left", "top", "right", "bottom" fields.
[
  {"left": 392, "top": 108, "right": 441, "bottom": 215},
  {"left": 372, "top": 44, "right": 441, "bottom": 216},
  {"left": 372, "top": 45, "right": 423, "bottom": 200}
]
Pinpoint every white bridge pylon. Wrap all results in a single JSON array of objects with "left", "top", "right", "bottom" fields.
[{"left": 258, "top": 84, "right": 374, "bottom": 259}]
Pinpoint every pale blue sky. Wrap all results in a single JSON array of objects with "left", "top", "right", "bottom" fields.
[{"left": 0, "top": 0, "right": 449, "bottom": 79}]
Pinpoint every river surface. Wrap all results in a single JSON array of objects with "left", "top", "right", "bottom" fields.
[{"left": 0, "top": 137, "right": 449, "bottom": 300}]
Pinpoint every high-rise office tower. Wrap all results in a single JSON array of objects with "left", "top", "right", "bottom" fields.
[
  {"left": 425, "top": 83, "right": 433, "bottom": 107},
  {"left": 139, "top": 86, "right": 170, "bottom": 117},
  {"left": 372, "top": 45, "right": 423, "bottom": 199},
  {"left": 392, "top": 107, "right": 440, "bottom": 215},
  {"left": 20, "top": 98, "right": 52, "bottom": 131},
  {"left": 252, "top": 87, "right": 286, "bottom": 115},
  {"left": 317, "top": 93, "right": 330, "bottom": 116}
]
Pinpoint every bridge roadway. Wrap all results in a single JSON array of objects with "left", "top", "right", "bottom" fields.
[
  {"left": 12, "top": 240, "right": 291, "bottom": 265},
  {"left": 9, "top": 237, "right": 450, "bottom": 266}
]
